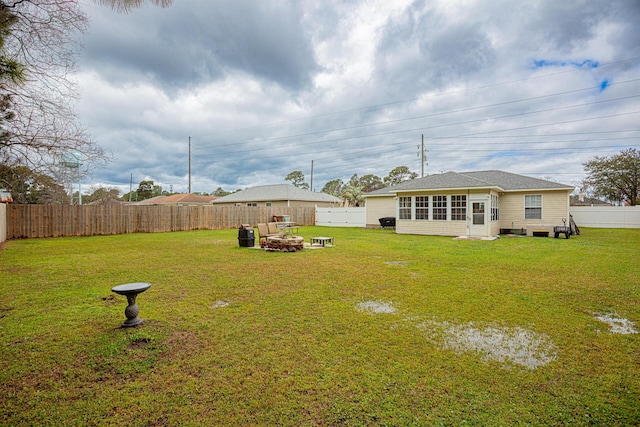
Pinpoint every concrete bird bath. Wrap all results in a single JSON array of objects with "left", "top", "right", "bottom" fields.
[{"left": 111, "top": 282, "right": 151, "bottom": 327}]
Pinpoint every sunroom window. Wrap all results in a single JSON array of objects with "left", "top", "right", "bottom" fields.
[
  {"left": 415, "top": 196, "right": 429, "bottom": 220},
  {"left": 451, "top": 195, "right": 466, "bottom": 221},
  {"left": 433, "top": 196, "right": 447, "bottom": 220},
  {"left": 398, "top": 196, "right": 412, "bottom": 220}
]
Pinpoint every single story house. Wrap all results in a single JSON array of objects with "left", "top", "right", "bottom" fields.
[
  {"left": 211, "top": 184, "right": 340, "bottom": 208},
  {"left": 364, "top": 170, "right": 574, "bottom": 237}
]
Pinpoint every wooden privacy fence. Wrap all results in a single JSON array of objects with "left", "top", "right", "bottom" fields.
[
  {"left": 5, "top": 205, "right": 316, "bottom": 239},
  {"left": 0, "top": 203, "right": 6, "bottom": 243}
]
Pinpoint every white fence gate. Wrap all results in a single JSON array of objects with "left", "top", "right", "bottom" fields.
[
  {"left": 570, "top": 206, "right": 640, "bottom": 229},
  {"left": 315, "top": 207, "right": 366, "bottom": 227}
]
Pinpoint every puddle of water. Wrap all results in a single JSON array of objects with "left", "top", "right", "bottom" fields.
[
  {"left": 356, "top": 301, "right": 397, "bottom": 314},
  {"left": 211, "top": 301, "right": 230, "bottom": 309},
  {"left": 385, "top": 261, "right": 408, "bottom": 266},
  {"left": 595, "top": 313, "right": 637, "bottom": 334},
  {"left": 418, "top": 320, "right": 557, "bottom": 369}
]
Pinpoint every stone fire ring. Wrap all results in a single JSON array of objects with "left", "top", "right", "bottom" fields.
[{"left": 265, "top": 236, "right": 304, "bottom": 251}]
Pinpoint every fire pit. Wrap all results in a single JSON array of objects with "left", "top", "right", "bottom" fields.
[{"left": 264, "top": 235, "right": 304, "bottom": 252}]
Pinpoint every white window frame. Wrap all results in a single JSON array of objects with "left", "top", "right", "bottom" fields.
[
  {"left": 451, "top": 195, "right": 466, "bottom": 221},
  {"left": 415, "top": 196, "right": 429, "bottom": 220},
  {"left": 491, "top": 194, "right": 499, "bottom": 221},
  {"left": 398, "top": 196, "right": 412, "bottom": 220},
  {"left": 432, "top": 195, "right": 447, "bottom": 220},
  {"left": 524, "top": 195, "right": 542, "bottom": 220}
]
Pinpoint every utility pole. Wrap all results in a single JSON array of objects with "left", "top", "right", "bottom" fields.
[
  {"left": 129, "top": 173, "right": 133, "bottom": 202},
  {"left": 310, "top": 160, "right": 314, "bottom": 191},
  {"left": 421, "top": 134, "right": 424, "bottom": 177},
  {"left": 188, "top": 136, "right": 191, "bottom": 194},
  {"left": 420, "top": 134, "right": 427, "bottom": 177}
]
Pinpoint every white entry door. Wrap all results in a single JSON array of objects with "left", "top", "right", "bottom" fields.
[{"left": 469, "top": 201, "right": 488, "bottom": 236}]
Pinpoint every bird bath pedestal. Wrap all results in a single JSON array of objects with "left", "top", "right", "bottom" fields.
[{"left": 112, "top": 282, "right": 151, "bottom": 327}]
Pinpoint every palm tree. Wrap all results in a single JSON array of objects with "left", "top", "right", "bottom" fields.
[
  {"left": 93, "top": 0, "right": 172, "bottom": 13},
  {"left": 341, "top": 185, "right": 364, "bottom": 207}
]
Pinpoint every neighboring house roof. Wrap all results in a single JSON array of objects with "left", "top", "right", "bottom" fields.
[
  {"left": 88, "top": 197, "right": 127, "bottom": 205},
  {"left": 365, "top": 170, "right": 574, "bottom": 196},
  {"left": 211, "top": 184, "right": 340, "bottom": 204},
  {"left": 570, "top": 195, "right": 611, "bottom": 206},
  {"left": 138, "top": 194, "right": 219, "bottom": 205}
]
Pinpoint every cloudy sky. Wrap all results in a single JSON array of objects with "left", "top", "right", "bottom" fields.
[{"left": 76, "top": 0, "right": 640, "bottom": 194}]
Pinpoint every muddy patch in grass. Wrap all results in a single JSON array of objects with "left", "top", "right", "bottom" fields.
[
  {"left": 417, "top": 320, "right": 557, "bottom": 369},
  {"left": 356, "top": 300, "right": 397, "bottom": 314},
  {"left": 595, "top": 313, "right": 637, "bottom": 334},
  {"left": 129, "top": 337, "right": 151, "bottom": 349}
]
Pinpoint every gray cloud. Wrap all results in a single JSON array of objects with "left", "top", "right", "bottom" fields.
[
  {"left": 610, "top": 1, "right": 640, "bottom": 59},
  {"left": 525, "top": 1, "right": 604, "bottom": 52},
  {"left": 375, "top": 5, "right": 496, "bottom": 94},
  {"left": 75, "top": 0, "right": 640, "bottom": 195},
  {"left": 82, "top": 0, "right": 318, "bottom": 91},
  {"left": 418, "top": 22, "right": 495, "bottom": 83}
]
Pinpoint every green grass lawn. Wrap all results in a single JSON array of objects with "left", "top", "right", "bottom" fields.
[{"left": 0, "top": 227, "right": 638, "bottom": 426}]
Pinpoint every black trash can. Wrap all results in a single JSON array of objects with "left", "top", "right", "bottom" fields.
[
  {"left": 379, "top": 217, "right": 396, "bottom": 228},
  {"left": 238, "top": 224, "right": 255, "bottom": 247}
]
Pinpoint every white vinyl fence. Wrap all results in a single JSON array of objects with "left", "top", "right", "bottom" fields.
[
  {"left": 570, "top": 205, "right": 640, "bottom": 228},
  {"left": 316, "top": 207, "right": 366, "bottom": 227}
]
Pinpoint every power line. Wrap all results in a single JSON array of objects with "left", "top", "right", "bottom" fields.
[
  {"left": 191, "top": 56, "right": 640, "bottom": 138},
  {"left": 147, "top": 59, "right": 640, "bottom": 188},
  {"left": 191, "top": 107, "right": 640, "bottom": 163},
  {"left": 193, "top": 79, "right": 640, "bottom": 152}
]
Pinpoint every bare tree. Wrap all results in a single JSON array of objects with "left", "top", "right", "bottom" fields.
[
  {"left": 0, "top": 1, "right": 108, "bottom": 175},
  {"left": 94, "top": 0, "right": 172, "bottom": 13}
]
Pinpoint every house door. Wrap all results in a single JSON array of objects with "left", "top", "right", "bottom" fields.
[{"left": 469, "top": 201, "right": 488, "bottom": 236}]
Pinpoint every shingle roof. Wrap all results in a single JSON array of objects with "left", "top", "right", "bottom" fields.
[
  {"left": 365, "top": 170, "right": 574, "bottom": 196},
  {"left": 211, "top": 184, "right": 340, "bottom": 203},
  {"left": 462, "top": 170, "right": 574, "bottom": 191},
  {"left": 88, "top": 197, "right": 127, "bottom": 205}
]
